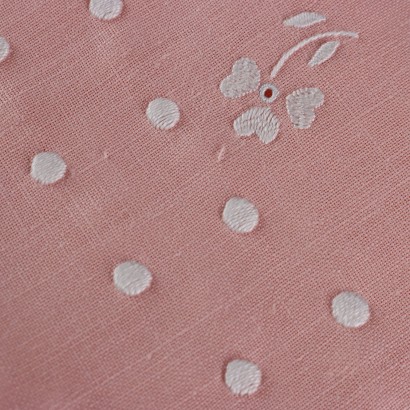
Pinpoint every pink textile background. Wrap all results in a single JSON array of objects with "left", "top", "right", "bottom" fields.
[{"left": 0, "top": 0, "right": 409, "bottom": 409}]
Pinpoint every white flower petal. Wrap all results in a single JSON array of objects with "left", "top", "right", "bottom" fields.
[
  {"left": 286, "top": 88, "right": 324, "bottom": 129},
  {"left": 220, "top": 58, "right": 260, "bottom": 99},
  {"left": 234, "top": 107, "right": 279, "bottom": 144}
]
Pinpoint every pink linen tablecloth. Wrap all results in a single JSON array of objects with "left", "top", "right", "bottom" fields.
[{"left": 0, "top": 0, "right": 409, "bottom": 409}]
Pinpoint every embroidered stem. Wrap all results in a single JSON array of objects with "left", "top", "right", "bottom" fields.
[{"left": 270, "top": 31, "right": 358, "bottom": 78}]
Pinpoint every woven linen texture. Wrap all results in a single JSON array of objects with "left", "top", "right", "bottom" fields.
[{"left": 0, "top": 0, "right": 409, "bottom": 409}]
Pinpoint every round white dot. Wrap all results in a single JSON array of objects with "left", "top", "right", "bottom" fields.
[
  {"left": 31, "top": 152, "right": 67, "bottom": 185},
  {"left": 146, "top": 98, "right": 180, "bottom": 130},
  {"left": 89, "top": 0, "right": 123, "bottom": 21},
  {"left": 225, "top": 359, "right": 261, "bottom": 396},
  {"left": 0, "top": 37, "right": 10, "bottom": 63},
  {"left": 113, "top": 261, "right": 152, "bottom": 296},
  {"left": 222, "top": 197, "right": 259, "bottom": 233},
  {"left": 332, "top": 291, "right": 370, "bottom": 328}
]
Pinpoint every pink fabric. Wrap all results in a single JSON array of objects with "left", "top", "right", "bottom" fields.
[{"left": 0, "top": 1, "right": 409, "bottom": 409}]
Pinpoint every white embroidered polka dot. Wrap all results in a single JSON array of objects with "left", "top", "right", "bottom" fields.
[
  {"left": 332, "top": 291, "right": 370, "bottom": 328},
  {"left": 225, "top": 359, "right": 261, "bottom": 396},
  {"left": 146, "top": 98, "right": 180, "bottom": 130},
  {"left": 89, "top": 0, "right": 123, "bottom": 21},
  {"left": 31, "top": 152, "right": 67, "bottom": 185},
  {"left": 223, "top": 197, "right": 259, "bottom": 233},
  {"left": 0, "top": 37, "right": 10, "bottom": 63},
  {"left": 113, "top": 261, "right": 152, "bottom": 296}
]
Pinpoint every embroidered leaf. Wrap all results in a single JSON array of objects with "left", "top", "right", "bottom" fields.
[
  {"left": 271, "top": 31, "right": 358, "bottom": 77},
  {"left": 284, "top": 12, "right": 326, "bottom": 28},
  {"left": 309, "top": 41, "right": 340, "bottom": 67}
]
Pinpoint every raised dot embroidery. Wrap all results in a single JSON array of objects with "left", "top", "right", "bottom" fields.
[
  {"left": 146, "top": 98, "right": 180, "bottom": 130},
  {"left": 225, "top": 359, "right": 261, "bottom": 396},
  {"left": 223, "top": 197, "right": 259, "bottom": 233},
  {"left": 332, "top": 291, "right": 370, "bottom": 328},
  {"left": 0, "top": 37, "right": 10, "bottom": 63},
  {"left": 31, "top": 152, "right": 67, "bottom": 185},
  {"left": 89, "top": 0, "right": 123, "bottom": 21},
  {"left": 113, "top": 261, "right": 152, "bottom": 296}
]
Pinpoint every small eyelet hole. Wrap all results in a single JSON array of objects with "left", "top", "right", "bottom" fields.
[{"left": 259, "top": 83, "right": 279, "bottom": 103}]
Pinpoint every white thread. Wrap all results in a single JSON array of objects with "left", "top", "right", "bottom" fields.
[
  {"left": 234, "top": 107, "right": 279, "bottom": 144},
  {"left": 270, "top": 31, "right": 358, "bottom": 77},
  {"left": 113, "top": 261, "right": 152, "bottom": 296},
  {"left": 89, "top": 0, "right": 123, "bottom": 21},
  {"left": 31, "top": 152, "right": 67, "bottom": 185},
  {"left": 146, "top": 98, "right": 180, "bottom": 130},
  {"left": 286, "top": 88, "right": 324, "bottom": 129},
  {"left": 332, "top": 291, "right": 370, "bottom": 328},
  {"left": 259, "top": 83, "right": 279, "bottom": 104},
  {"left": 217, "top": 146, "right": 226, "bottom": 161},
  {"left": 223, "top": 197, "right": 259, "bottom": 234},
  {"left": 0, "top": 37, "right": 10, "bottom": 63},
  {"left": 220, "top": 58, "right": 261, "bottom": 99},
  {"left": 284, "top": 12, "right": 326, "bottom": 28},
  {"left": 309, "top": 41, "right": 340, "bottom": 67},
  {"left": 225, "top": 359, "right": 261, "bottom": 396}
]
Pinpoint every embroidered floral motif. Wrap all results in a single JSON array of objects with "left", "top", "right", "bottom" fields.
[
  {"left": 308, "top": 41, "right": 340, "bottom": 67},
  {"left": 283, "top": 12, "right": 326, "bottom": 28},
  {"left": 220, "top": 58, "right": 260, "bottom": 99},
  {"left": 259, "top": 83, "right": 279, "bottom": 104},
  {"left": 220, "top": 13, "right": 358, "bottom": 144},
  {"left": 286, "top": 88, "right": 324, "bottom": 129},
  {"left": 234, "top": 107, "right": 279, "bottom": 144}
]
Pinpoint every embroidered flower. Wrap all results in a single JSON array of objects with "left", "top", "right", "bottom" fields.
[{"left": 220, "top": 14, "right": 358, "bottom": 144}]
